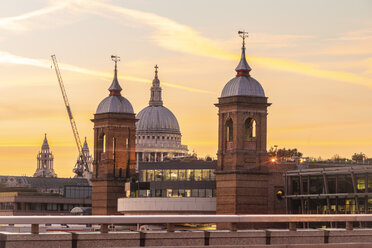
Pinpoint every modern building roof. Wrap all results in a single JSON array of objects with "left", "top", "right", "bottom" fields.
[{"left": 0, "top": 176, "right": 90, "bottom": 189}]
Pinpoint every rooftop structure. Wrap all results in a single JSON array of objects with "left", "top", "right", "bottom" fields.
[
  {"left": 135, "top": 65, "right": 188, "bottom": 162},
  {"left": 0, "top": 175, "right": 91, "bottom": 215},
  {"left": 118, "top": 160, "right": 216, "bottom": 215},
  {"left": 96, "top": 56, "right": 134, "bottom": 114},
  {"left": 33, "top": 134, "right": 57, "bottom": 178},
  {"left": 221, "top": 32, "right": 265, "bottom": 98}
]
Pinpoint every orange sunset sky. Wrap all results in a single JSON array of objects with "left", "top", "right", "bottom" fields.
[{"left": 0, "top": 0, "right": 372, "bottom": 177}]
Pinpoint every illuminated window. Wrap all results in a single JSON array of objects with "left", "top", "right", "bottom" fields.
[
  {"left": 186, "top": 169, "right": 194, "bottom": 181},
  {"left": 194, "top": 170, "right": 202, "bottom": 181},
  {"left": 166, "top": 189, "right": 172, "bottom": 197},
  {"left": 102, "top": 134, "right": 106, "bottom": 153},
  {"left": 245, "top": 118, "right": 256, "bottom": 141},
  {"left": 225, "top": 118, "right": 233, "bottom": 141},
  {"left": 179, "top": 170, "right": 186, "bottom": 180},
  {"left": 171, "top": 170, "right": 178, "bottom": 181}
]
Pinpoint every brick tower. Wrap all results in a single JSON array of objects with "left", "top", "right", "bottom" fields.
[
  {"left": 215, "top": 32, "right": 271, "bottom": 218},
  {"left": 91, "top": 56, "right": 136, "bottom": 215}
]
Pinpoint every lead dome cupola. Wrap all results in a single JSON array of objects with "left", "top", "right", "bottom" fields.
[
  {"left": 221, "top": 32, "right": 265, "bottom": 98},
  {"left": 96, "top": 56, "right": 134, "bottom": 114},
  {"left": 136, "top": 65, "right": 180, "bottom": 134}
]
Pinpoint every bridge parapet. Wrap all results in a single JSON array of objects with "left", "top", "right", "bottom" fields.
[{"left": 1, "top": 215, "right": 372, "bottom": 247}]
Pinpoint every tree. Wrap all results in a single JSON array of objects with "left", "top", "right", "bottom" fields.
[
  {"left": 205, "top": 155, "right": 213, "bottom": 161},
  {"left": 352, "top": 152, "right": 366, "bottom": 162},
  {"left": 268, "top": 147, "right": 303, "bottom": 160}
]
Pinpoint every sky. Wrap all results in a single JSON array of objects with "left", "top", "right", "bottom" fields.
[{"left": 0, "top": 0, "right": 371, "bottom": 177}]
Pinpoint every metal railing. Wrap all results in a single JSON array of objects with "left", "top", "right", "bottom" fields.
[{"left": 1, "top": 214, "right": 372, "bottom": 234}]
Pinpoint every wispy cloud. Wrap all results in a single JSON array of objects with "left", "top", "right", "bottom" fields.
[
  {"left": 86, "top": 1, "right": 372, "bottom": 89},
  {"left": 1, "top": 0, "right": 371, "bottom": 89},
  {"left": 0, "top": 51, "right": 213, "bottom": 94},
  {"left": 0, "top": 2, "right": 69, "bottom": 31}
]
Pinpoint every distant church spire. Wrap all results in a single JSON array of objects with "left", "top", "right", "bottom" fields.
[
  {"left": 149, "top": 64, "right": 163, "bottom": 106},
  {"left": 235, "top": 31, "right": 252, "bottom": 77},
  {"left": 108, "top": 55, "right": 122, "bottom": 96},
  {"left": 41, "top": 133, "right": 49, "bottom": 151},
  {"left": 34, "top": 134, "right": 57, "bottom": 178}
]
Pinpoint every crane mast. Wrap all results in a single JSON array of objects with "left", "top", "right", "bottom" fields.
[{"left": 51, "top": 55, "right": 90, "bottom": 178}]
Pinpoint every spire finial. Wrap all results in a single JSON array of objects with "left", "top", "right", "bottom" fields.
[
  {"left": 108, "top": 55, "right": 122, "bottom": 96},
  {"left": 154, "top": 64, "right": 159, "bottom": 78},
  {"left": 235, "top": 30, "right": 251, "bottom": 76}
]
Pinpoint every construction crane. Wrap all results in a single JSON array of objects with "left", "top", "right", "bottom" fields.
[{"left": 51, "top": 55, "right": 90, "bottom": 178}]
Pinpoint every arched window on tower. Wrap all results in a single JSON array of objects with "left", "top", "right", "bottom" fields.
[
  {"left": 102, "top": 134, "right": 106, "bottom": 153},
  {"left": 245, "top": 118, "right": 256, "bottom": 141},
  {"left": 225, "top": 118, "right": 233, "bottom": 151},
  {"left": 244, "top": 118, "right": 256, "bottom": 150}
]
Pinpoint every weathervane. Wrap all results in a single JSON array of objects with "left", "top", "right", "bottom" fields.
[
  {"left": 111, "top": 55, "right": 120, "bottom": 72},
  {"left": 238, "top": 30, "right": 248, "bottom": 49}
]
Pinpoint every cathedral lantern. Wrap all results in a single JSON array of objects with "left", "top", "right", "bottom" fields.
[{"left": 34, "top": 134, "right": 57, "bottom": 178}]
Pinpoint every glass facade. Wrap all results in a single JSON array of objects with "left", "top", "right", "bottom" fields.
[
  {"left": 131, "top": 166, "right": 216, "bottom": 198},
  {"left": 140, "top": 169, "right": 215, "bottom": 182},
  {"left": 286, "top": 170, "right": 372, "bottom": 214}
]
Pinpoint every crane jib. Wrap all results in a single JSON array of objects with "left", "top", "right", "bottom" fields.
[
  {"left": 66, "top": 106, "right": 73, "bottom": 120},
  {"left": 51, "top": 54, "right": 91, "bottom": 178}
]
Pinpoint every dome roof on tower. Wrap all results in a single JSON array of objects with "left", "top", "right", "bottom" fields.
[
  {"left": 136, "top": 105, "right": 180, "bottom": 134},
  {"left": 221, "top": 76, "right": 265, "bottom": 97},
  {"left": 96, "top": 96, "right": 134, "bottom": 114},
  {"left": 136, "top": 65, "right": 180, "bottom": 135},
  {"left": 96, "top": 56, "right": 134, "bottom": 114},
  {"left": 221, "top": 32, "right": 265, "bottom": 98}
]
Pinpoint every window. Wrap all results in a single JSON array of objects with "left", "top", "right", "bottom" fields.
[
  {"left": 186, "top": 169, "right": 194, "bottom": 181},
  {"left": 191, "top": 189, "right": 198, "bottom": 197},
  {"left": 179, "top": 189, "right": 185, "bottom": 197},
  {"left": 206, "top": 189, "right": 213, "bottom": 198},
  {"left": 199, "top": 189, "right": 206, "bottom": 197},
  {"left": 202, "top": 170, "right": 210, "bottom": 181},
  {"left": 166, "top": 189, "right": 173, "bottom": 197},
  {"left": 225, "top": 118, "right": 233, "bottom": 141},
  {"left": 112, "top": 138, "right": 116, "bottom": 159},
  {"left": 194, "top": 170, "right": 202, "bottom": 181},
  {"left": 245, "top": 118, "right": 256, "bottom": 141},
  {"left": 179, "top": 170, "right": 186, "bottom": 181},
  {"left": 171, "top": 170, "right": 178, "bottom": 181},
  {"left": 102, "top": 134, "right": 106, "bottom": 153},
  {"left": 146, "top": 170, "right": 154, "bottom": 182},
  {"left": 155, "top": 170, "right": 163, "bottom": 181},
  {"left": 164, "top": 170, "right": 171, "bottom": 181}
]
